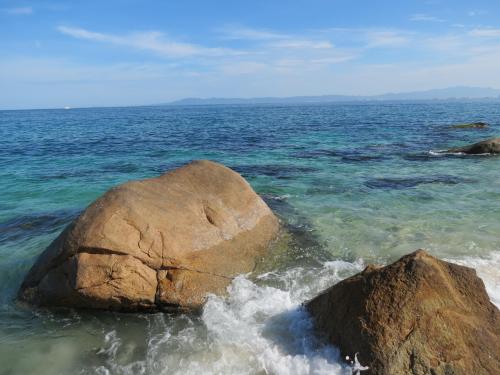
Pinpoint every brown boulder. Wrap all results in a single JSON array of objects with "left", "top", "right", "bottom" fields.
[
  {"left": 19, "top": 160, "right": 280, "bottom": 311},
  {"left": 306, "top": 250, "right": 500, "bottom": 375},
  {"left": 448, "top": 137, "right": 500, "bottom": 154}
]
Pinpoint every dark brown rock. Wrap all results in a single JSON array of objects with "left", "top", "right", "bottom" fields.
[
  {"left": 19, "top": 160, "right": 280, "bottom": 311},
  {"left": 306, "top": 250, "right": 500, "bottom": 375},
  {"left": 448, "top": 137, "right": 500, "bottom": 154}
]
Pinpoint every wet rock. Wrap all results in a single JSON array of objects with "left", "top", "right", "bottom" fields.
[
  {"left": 450, "top": 121, "right": 488, "bottom": 129},
  {"left": 448, "top": 137, "right": 500, "bottom": 154},
  {"left": 19, "top": 160, "right": 280, "bottom": 311},
  {"left": 306, "top": 250, "right": 500, "bottom": 375}
]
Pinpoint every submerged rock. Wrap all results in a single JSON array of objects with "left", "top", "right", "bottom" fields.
[
  {"left": 447, "top": 137, "right": 500, "bottom": 154},
  {"left": 306, "top": 250, "right": 500, "bottom": 375},
  {"left": 450, "top": 121, "right": 489, "bottom": 129},
  {"left": 19, "top": 160, "right": 280, "bottom": 311}
]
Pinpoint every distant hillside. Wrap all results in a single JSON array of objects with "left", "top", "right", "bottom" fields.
[{"left": 167, "top": 86, "right": 500, "bottom": 106}]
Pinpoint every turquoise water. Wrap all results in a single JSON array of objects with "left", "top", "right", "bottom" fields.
[{"left": 1, "top": 102, "right": 499, "bottom": 374}]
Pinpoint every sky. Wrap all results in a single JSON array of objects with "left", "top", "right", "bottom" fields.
[{"left": 1, "top": 0, "right": 500, "bottom": 109}]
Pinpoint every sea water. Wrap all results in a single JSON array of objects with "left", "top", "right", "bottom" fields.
[{"left": 0, "top": 102, "right": 499, "bottom": 374}]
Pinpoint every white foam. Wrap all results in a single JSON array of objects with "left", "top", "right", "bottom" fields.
[
  {"left": 447, "top": 251, "right": 500, "bottom": 308},
  {"left": 428, "top": 150, "right": 465, "bottom": 156},
  {"left": 429, "top": 150, "right": 494, "bottom": 156},
  {"left": 90, "top": 260, "right": 365, "bottom": 375},
  {"left": 87, "top": 252, "right": 500, "bottom": 375}
]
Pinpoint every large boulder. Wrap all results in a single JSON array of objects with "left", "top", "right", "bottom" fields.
[
  {"left": 306, "top": 250, "right": 500, "bottom": 375},
  {"left": 19, "top": 160, "right": 280, "bottom": 311},
  {"left": 448, "top": 137, "right": 500, "bottom": 154}
]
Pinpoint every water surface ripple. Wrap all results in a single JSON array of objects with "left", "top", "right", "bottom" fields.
[{"left": 0, "top": 102, "right": 499, "bottom": 374}]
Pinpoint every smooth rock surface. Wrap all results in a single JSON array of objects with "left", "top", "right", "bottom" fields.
[
  {"left": 19, "top": 160, "right": 280, "bottom": 311},
  {"left": 306, "top": 250, "right": 500, "bottom": 375},
  {"left": 448, "top": 137, "right": 500, "bottom": 154}
]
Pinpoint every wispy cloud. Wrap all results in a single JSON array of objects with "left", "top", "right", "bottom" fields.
[
  {"left": 2, "top": 6, "right": 33, "bottom": 15},
  {"left": 469, "top": 28, "right": 500, "bottom": 38},
  {"left": 364, "top": 30, "right": 410, "bottom": 47},
  {"left": 218, "top": 26, "right": 287, "bottom": 40},
  {"left": 57, "top": 26, "right": 240, "bottom": 58},
  {"left": 268, "top": 39, "right": 334, "bottom": 50},
  {"left": 7, "top": 21, "right": 500, "bottom": 109},
  {"left": 219, "top": 26, "right": 335, "bottom": 50},
  {"left": 410, "top": 14, "right": 445, "bottom": 22},
  {"left": 49, "top": 23, "right": 500, "bottom": 98},
  {"left": 58, "top": 25, "right": 357, "bottom": 72},
  {"left": 468, "top": 10, "right": 487, "bottom": 17}
]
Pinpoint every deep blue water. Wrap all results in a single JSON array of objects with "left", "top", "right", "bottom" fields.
[{"left": 0, "top": 102, "right": 499, "bottom": 374}]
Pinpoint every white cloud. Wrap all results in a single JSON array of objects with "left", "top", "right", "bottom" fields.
[
  {"left": 469, "top": 28, "right": 500, "bottom": 38},
  {"left": 410, "top": 14, "right": 445, "bottom": 22},
  {"left": 365, "top": 31, "right": 410, "bottom": 47},
  {"left": 218, "top": 26, "right": 287, "bottom": 40},
  {"left": 268, "top": 39, "right": 334, "bottom": 49},
  {"left": 57, "top": 26, "right": 240, "bottom": 58},
  {"left": 468, "top": 10, "right": 487, "bottom": 17},
  {"left": 219, "top": 26, "right": 335, "bottom": 50},
  {"left": 7, "top": 23, "right": 500, "bottom": 109},
  {"left": 57, "top": 25, "right": 356, "bottom": 72},
  {"left": 3, "top": 6, "right": 33, "bottom": 15}
]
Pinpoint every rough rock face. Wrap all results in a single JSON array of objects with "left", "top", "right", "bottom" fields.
[
  {"left": 448, "top": 137, "right": 500, "bottom": 154},
  {"left": 306, "top": 250, "right": 500, "bottom": 375},
  {"left": 19, "top": 160, "right": 280, "bottom": 311}
]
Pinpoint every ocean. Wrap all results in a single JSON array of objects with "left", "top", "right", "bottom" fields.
[{"left": 0, "top": 102, "right": 499, "bottom": 374}]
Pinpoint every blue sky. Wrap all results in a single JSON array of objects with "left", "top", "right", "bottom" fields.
[{"left": 1, "top": 0, "right": 500, "bottom": 109}]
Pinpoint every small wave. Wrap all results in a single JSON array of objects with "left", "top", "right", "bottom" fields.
[
  {"left": 271, "top": 194, "right": 292, "bottom": 201},
  {"left": 429, "top": 150, "right": 494, "bottom": 156},
  {"left": 428, "top": 150, "right": 465, "bottom": 156}
]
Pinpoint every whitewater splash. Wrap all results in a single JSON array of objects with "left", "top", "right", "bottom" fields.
[
  {"left": 428, "top": 150, "right": 494, "bottom": 156},
  {"left": 345, "top": 353, "right": 369, "bottom": 375},
  {"left": 448, "top": 251, "right": 500, "bottom": 308},
  {"left": 88, "top": 252, "right": 500, "bottom": 375},
  {"left": 428, "top": 150, "right": 465, "bottom": 156},
  {"left": 90, "top": 260, "right": 364, "bottom": 375},
  {"left": 88, "top": 251, "right": 500, "bottom": 375}
]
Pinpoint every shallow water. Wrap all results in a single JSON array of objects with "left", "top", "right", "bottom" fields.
[{"left": 0, "top": 102, "right": 499, "bottom": 374}]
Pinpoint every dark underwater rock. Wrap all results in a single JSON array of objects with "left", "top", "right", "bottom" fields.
[{"left": 364, "top": 175, "right": 473, "bottom": 190}]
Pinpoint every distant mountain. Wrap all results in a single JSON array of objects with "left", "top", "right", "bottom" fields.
[
  {"left": 167, "top": 86, "right": 500, "bottom": 106},
  {"left": 374, "top": 87, "right": 500, "bottom": 101}
]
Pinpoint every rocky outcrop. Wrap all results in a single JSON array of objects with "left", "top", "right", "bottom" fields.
[
  {"left": 306, "top": 250, "right": 500, "bottom": 375},
  {"left": 450, "top": 121, "right": 488, "bottom": 129},
  {"left": 448, "top": 137, "right": 500, "bottom": 154},
  {"left": 19, "top": 160, "right": 280, "bottom": 311}
]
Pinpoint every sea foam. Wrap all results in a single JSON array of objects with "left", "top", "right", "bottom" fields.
[
  {"left": 90, "top": 260, "right": 365, "bottom": 375},
  {"left": 448, "top": 251, "right": 500, "bottom": 308}
]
